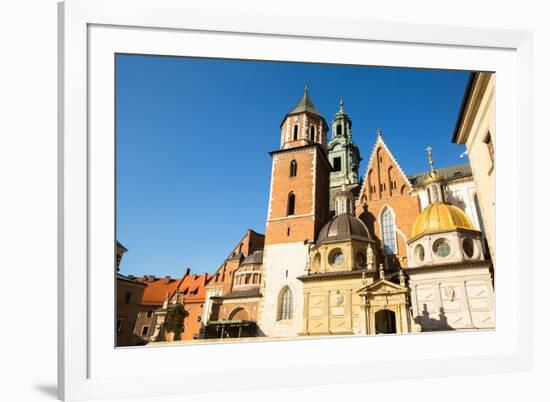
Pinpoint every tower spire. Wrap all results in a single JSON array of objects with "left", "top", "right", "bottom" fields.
[
  {"left": 339, "top": 96, "right": 344, "bottom": 112},
  {"left": 425, "top": 146, "right": 435, "bottom": 172}
]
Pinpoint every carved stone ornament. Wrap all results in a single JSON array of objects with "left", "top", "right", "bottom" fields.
[
  {"left": 444, "top": 286, "right": 455, "bottom": 300},
  {"left": 332, "top": 291, "right": 344, "bottom": 306}
]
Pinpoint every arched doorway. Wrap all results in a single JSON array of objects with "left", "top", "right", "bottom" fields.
[{"left": 375, "top": 309, "right": 397, "bottom": 334}]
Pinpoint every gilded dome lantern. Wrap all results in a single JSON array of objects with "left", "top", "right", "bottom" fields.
[{"left": 407, "top": 147, "right": 484, "bottom": 267}]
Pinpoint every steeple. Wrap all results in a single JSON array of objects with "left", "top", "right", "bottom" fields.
[
  {"left": 327, "top": 97, "right": 362, "bottom": 188},
  {"left": 286, "top": 85, "right": 323, "bottom": 118},
  {"left": 279, "top": 86, "right": 328, "bottom": 150}
]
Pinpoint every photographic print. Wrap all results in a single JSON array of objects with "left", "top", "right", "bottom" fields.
[{"left": 114, "top": 55, "right": 495, "bottom": 347}]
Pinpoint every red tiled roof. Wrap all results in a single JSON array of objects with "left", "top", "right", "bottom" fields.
[
  {"left": 176, "top": 273, "right": 210, "bottom": 303},
  {"left": 135, "top": 272, "right": 211, "bottom": 306},
  {"left": 135, "top": 276, "right": 182, "bottom": 306}
]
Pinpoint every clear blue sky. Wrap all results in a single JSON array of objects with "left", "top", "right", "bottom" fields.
[{"left": 116, "top": 54, "right": 470, "bottom": 277}]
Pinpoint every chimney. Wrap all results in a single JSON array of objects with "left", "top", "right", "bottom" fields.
[
  {"left": 128, "top": 274, "right": 135, "bottom": 279},
  {"left": 164, "top": 275, "right": 171, "bottom": 284},
  {"left": 147, "top": 275, "right": 156, "bottom": 282},
  {"left": 183, "top": 267, "right": 191, "bottom": 279}
]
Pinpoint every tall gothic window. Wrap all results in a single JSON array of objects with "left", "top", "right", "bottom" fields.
[
  {"left": 381, "top": 208, "right": 397, "bottom": 255},
  {"left": 337, "top": 124, "right": 342, "bottom": 135},
  {"left": 293, "top": 125, "right": 298, "bottom": 141},
  {"left": 278, "top": 287, "right": 293, "bottom": 320},
  {"left": 289, "top": 160, "right": 297, "bottom": 177},
  {"left": 310, "top": 125, "right": 316, "bottom": 141},
  {"left": 287, "top": 192, "right": 295, "bottom": 216}
]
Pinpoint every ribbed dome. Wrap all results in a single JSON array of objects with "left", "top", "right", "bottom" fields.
[
  {"left": 411, "top": 202, "right": 478, "bottom": 239},
  {"left": 316, "top": 214, "right": 373, "bottom": 246}
]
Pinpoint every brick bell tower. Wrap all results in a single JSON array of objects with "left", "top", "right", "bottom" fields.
[{"left": 259, "top": 86, "right": 331, "bottom": 337}]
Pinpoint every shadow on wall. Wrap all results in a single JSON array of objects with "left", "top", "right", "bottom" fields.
[
  {"left": 445, "top": 191, "right": 467, "bottom": 211},
  {"left": 413, "top": 304, "right": 455, "bottom": 332}
]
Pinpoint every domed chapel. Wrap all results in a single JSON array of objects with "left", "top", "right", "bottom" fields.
[{"left": 137, "top": 86, "right": 495, "bottom": 342}]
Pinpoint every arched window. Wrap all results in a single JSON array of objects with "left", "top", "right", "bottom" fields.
[
  {"left": 287, "top": 192, "right": 295, "bottom": 216},
  {"left": 278, "top": 287, "right": 293, "bottom": 320},
  {"left": 381, "top": 207, "right": 397, "bottom": 255},
  {"left": 431, "top": 185, "right": 440, "bottom": 203},
  {"left": 293, "top": 125, "right": 298, "bottom": 141},
  {"left": 337, "top": 124, "right": 342, "bottom": 135},
  {"left": 289, "top": 160, "right": 297, "bottom": 177},
  {"left": 310, "top": 125, "right": 316, "bottom": 141}
]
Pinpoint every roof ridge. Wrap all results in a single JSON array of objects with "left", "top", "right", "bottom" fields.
[{"left": 407, "top": 162, "right": 471, "bottom": 179}]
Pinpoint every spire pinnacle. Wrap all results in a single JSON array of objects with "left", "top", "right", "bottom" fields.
[
  {"left": 425, "top": 146, "right": 435, "bottom": 172},
  {"left": 287, "top": 85, "right": 322, "bottom": 117},
  {"left": 377, "top": 128, "right": 382, "bottom": 137},
  {"left": 339, "top": 96, "right": 344, "bottom": 112}
]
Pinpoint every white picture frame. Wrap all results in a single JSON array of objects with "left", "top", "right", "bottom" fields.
[{"left": 58, "top": 0, "right": 533, "bottom": 400}]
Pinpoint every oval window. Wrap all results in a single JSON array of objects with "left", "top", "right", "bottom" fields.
[
  {"left": 433, "top": 239, "right": 451, "bottom": 257},
  {"left": 463, "top": 238, "right": 474, "bottom": 258},
  {"left": 415, "top": 244, "right": 425, "bottom": 262},
  {"left": 330, "top": 249, "right": 345, "bottom": 266},
  {"left": 313, "top": 253, "right": 321, "bottom": 269}
]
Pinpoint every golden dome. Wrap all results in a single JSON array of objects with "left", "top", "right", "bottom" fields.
[{"left": 411, "top": 202, "right": 478, "bottom": 240}]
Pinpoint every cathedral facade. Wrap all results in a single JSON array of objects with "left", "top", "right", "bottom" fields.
[
  {"left": 123, "top": 85, "right": 495, "bottom": 344},
  {"left": 200, "top": 86, "right": 494, "bottom": 338}
]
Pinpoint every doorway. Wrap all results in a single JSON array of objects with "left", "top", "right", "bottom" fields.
[{"left": 375, "top": 309, "right": 397, "bottom": 334}]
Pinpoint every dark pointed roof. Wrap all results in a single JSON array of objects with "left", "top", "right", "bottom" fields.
[{"left": 287, "top": 86, "right": 323, "bottom": 118}]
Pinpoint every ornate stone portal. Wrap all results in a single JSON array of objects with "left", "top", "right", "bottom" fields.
[{"left": 357, "top": 269, "right": 414, "bottom": 335}]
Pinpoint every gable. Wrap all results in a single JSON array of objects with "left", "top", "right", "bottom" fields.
[
  {"left": 358, "top": 136, "right": 412, "bottom": 203},
  {"left": 358, "top": 278, "right": 407, "bottom": 294}
]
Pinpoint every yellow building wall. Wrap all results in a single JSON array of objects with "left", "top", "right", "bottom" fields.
[{"left": 301, "top": 276, "right": 372, "bottom": 335}]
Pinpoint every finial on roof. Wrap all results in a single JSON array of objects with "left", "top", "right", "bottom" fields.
[
  {"left": 377, "top": 128, "right": 382, "bottom": 137},
  {"left": 399, "top": 268, "right": 406, "bottom": 286},
  {"left": 379, "top": 263, "right": 385, "bottom": 280},
  {"left": 425, "top": 146, "right": 435, "bottom": 172},
  {"left": 305, "top": 83, "right": 308, "bottom": 92},
  {"left": 339, "top": 96, "right": 344, "bottom": 112}
]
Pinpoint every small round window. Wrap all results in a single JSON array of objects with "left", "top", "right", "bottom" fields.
[
  {"left": 433, "top": 239, "right": 451, "bottom": 257},
  {"left": 463, "top": 238, "right": 475, "bottom": 258},
  {"left": 414, "top": 244, "right": 425, "bottom": 262},
  {"left": 330, "top": 249, "right": 345, "bottom": 266}
]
